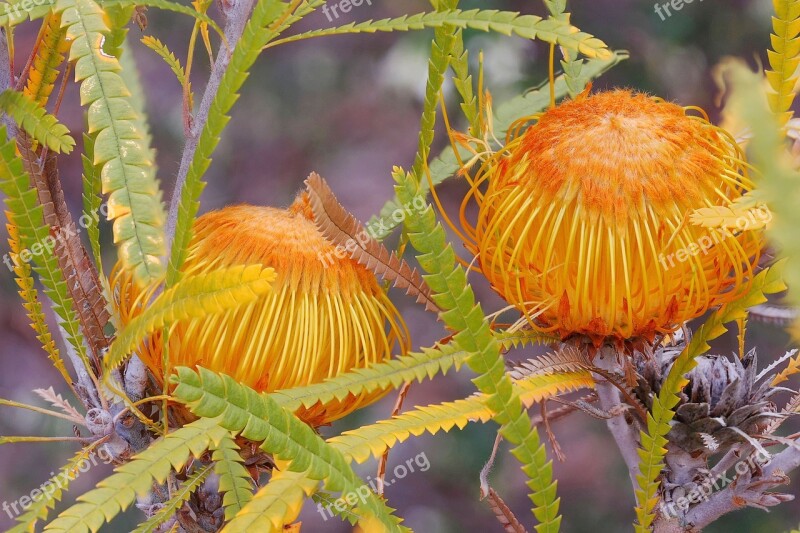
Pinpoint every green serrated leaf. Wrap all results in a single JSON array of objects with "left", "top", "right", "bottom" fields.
[
  {"left": 0, "top": 126, "right": 92, "bottom": 369},
  {"left": 394, "top": 165, "right": 561, "bottom": 532},
  {"left": 44, "top": 418, "right": 226, "bottom": 533},
  {"left": 269, "top": 9, "right": 611, "bottom": 60},
  {"left": 58, "top": 0, "right": 166, "bottom": 287},
  {"left": 0, "top": 90, "right": 75, "bottom": 153},
  {"left": 171, "top": 367, "right": 408, "bottom": 532},
  {"left": 633, "top": 262, "right": 787, "bottom": 531},
  {"left": 212, "top": 432, "right": 255, "bottom": 521},
  {"left": 166, "top": 0, "right": 288, "bottom": 286},
  {"left": 0, "top": 0, "right": 56, "bottom": 27}
]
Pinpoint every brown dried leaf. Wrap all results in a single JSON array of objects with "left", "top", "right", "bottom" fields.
[
  {"left": 484, "top": 488, "right": 529, "bottom": 533},
  {"left": 18, "top": 133, "right": 110, "bottom": 361},
  {"left": 508, "top": 346, "right": 591, "bottom": 380},
  {"left": 33, "top": 386, "right": 84, "bottom": 422},
  {"left": 304, "top": 172, "right": 440, "bottom": 313}
]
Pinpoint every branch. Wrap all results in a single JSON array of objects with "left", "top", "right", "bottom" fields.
[
  {"left": 651, "top": 440, "right": 800, "bottom": 532},
  {"left": 165, "top": 0, "right": 256, "bottom": 251},
  {"left": 593, "top": 347, "right": 642, "bottom": 488},
  {"left": 0, "top": 28, "right": 15, "bottom": 137},
  {"left": 764, "top": 440, "right": 800, "bottom": 477}
]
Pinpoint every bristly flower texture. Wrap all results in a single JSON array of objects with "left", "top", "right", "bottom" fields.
[
  {"left": 460, "top": 89, "right": 763, "bottom": 344},
  {"left": 112, "top": 196, "right": 410, "bottom": 426}
]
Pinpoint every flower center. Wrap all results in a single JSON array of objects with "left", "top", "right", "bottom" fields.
[
  {"left": 186, "top": 202, "right": 380, "bottom": 297},
  {"left": 502, "top": 90, "right": 729, "bottom": 225}
]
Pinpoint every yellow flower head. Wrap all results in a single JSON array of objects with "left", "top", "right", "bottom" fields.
[
  {"left": 112, "top": 196, "right": 410, "bottom": 426},
  {"left": 460, "top": 89, "right": 762, "bottom": 344}
]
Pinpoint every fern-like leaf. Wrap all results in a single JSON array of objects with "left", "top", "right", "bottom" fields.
[
  {"left": 17, "top": 140, "right": 112, "bottom": 358},
  {"left": 0, "top": 127, "right": 92, "bottom": 368},
  {"left": 449, "top": 29, "right": 480, "bottom": 137},
  {"left": 23, "top": 13, "right": 71, "bottom": 107},
  {"left": 0, "top": 90, "right": 75, "bottom": 153},
  {"left": 633, "top": 262, "right": 787, "bottom": 531},
  {"left": 0, "top": 0, "right": 55, "bottom": 27},
  {"left": 269, "top": 10, "right": 611, "bottom": 60},
  {"left": 767, "top": 0, "right": 800, "bottom": 128},
  {"left": 8, "top": 447, "right": 97, "bottom": 532},
  {"left": 270, "top": 329, "right": 553, "bottom": 416},
  {"left": 104, "top": 264, "right": 276, "bottom": 371},
  {"left": 394, "top": 167, "right": 561, "bottom": 532},
  {"left": 212, "top": 432, "right": 254, "bottom": 521},
  {"left": 141, "top": 35, "right": 193, "bottom": 108},
  {"left": 410, "top": 0, "right": 460, "bottom": 181},
  {"left": 223, "top": 462, "right": 317, "bottom": 532},
  {"left": 329, "top": 368, "right": 594, "bottom": 464},
  {"left": 271, "top": 338, "right": 470, "bottom": 412},
  {"left": 44, "top": 417, "right": 227, "bottom": 533},
  {"left": 171, "top": 367, "right": 408, "bottom": 532},
  {"left": 58, "top": 0, "right": 166, "bottom": 287},
  {"left": 4, "top": 221, "right": 72, "bottom": 384}
]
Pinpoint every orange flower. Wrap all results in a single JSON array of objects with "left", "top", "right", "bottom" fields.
[
  {"left": 459, "top": 90, "right": 762, "bottom": 343},
  {"left": 112, "top": 196, "right": 410, "bottom": 426}
]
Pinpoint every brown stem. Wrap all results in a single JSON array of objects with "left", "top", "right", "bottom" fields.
[
  {"left": 593, "top": 346, "right": 643, "bottom": 488},
  {"left": 376, "top": 381, "right": 412, "bottom": 495}
]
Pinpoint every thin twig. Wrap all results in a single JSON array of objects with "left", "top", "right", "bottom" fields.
[
  {"left": 0, "top": 28, "right": 17, "bottom": 137},
  {"left": 540, "top": 400, "right": 566, "bottom": 462},
  {"left": 165, "top": 0, "right": 256, "bottom": 251},
  {"left": 529, "top": 393, "right": 599, "bottom": 426},
  {"left": 52, "top": 60, "right": 71, "bottom": 118},
  {"left": 479, "top": 432, "right": 503, "bottom": 497},
  {"left": 376, "top": 381, "right": 412, "bottom": 495},
  {"left": 0, "top": 398, "right": 85, "bottom": 425},
  {"left": 13, "top": 19, "right": 46, "bottom": 92}
]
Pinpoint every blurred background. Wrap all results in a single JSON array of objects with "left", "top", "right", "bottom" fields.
[{"left": 0, "top": 0, "right": 796, "bottom": 531}]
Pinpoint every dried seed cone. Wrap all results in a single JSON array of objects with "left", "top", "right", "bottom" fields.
[
  {"left": 464, "top": 90, "right": 762, "bottom": 342},
  {"left": 636, "top": 347, "right": 778, "bottom": 455},
  {"left": 112, "top": 197, "right": 410, "bottom": 426}
]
